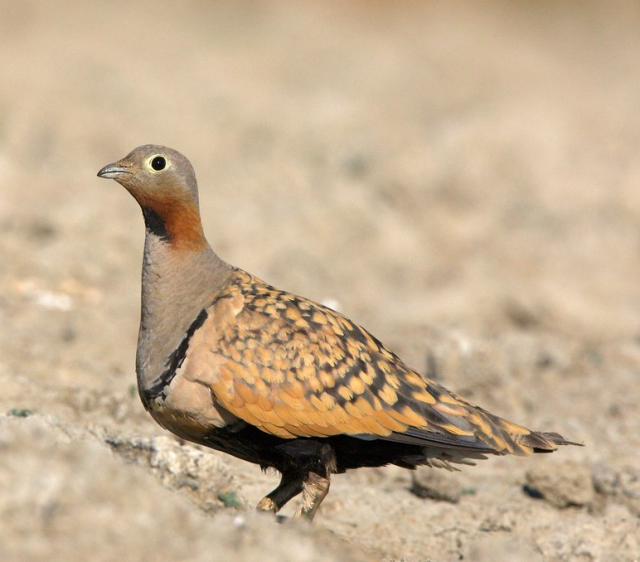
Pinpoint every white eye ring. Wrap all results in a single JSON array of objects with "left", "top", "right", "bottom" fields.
[{"left": 149, "top": 155, "right": 167, "bottom": 172}]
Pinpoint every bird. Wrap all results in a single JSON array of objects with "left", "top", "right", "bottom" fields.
[{"left": 98, "top": 145, "right": 579, "bottom": 521}]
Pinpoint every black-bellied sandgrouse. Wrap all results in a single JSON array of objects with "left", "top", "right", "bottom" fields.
[{"left": 98, "top": 145, "right": 579, "bottom": 521}]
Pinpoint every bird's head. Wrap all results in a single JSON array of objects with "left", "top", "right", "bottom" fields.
[
  {"left": 98, "top": 144, "right": 199, "bottom": 206},
  {"left": 98, "top": 145, "right": 206, "bottom": 249}
]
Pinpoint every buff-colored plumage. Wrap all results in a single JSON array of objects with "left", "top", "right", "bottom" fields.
[{"left": 98, "top": 145, "right": 578, "bottom": 520}]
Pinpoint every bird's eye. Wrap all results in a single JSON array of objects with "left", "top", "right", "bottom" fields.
[{"left": 150, "top": 156, "right": 166, "bottom": 171}]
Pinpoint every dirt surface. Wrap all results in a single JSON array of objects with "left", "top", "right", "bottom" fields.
[{"left": 1, "top": 1, "right": 640, "bottom": 560}]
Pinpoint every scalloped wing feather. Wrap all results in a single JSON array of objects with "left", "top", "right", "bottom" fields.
[{"left": 190, "top": 270, "right": 564, "bottom": 457}]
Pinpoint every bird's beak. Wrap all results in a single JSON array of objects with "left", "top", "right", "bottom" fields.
[{"left": 97, "top": 162, "right": 130, "bottom": 179}]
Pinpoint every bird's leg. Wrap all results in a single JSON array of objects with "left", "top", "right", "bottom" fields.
[
  {"left": 264, "top": 440, "right": 336, "bottom": 521},
  {"left": 256, "top": 470, "right": 303, "bottom": 514},
  {"left": 293, "top": 472, "right": 331, "bottom": 521}
]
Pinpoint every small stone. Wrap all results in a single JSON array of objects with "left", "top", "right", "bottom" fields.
[
  {"left": 525, "top": 460, "right": 595, "bottom": 508},
  {"left": 410, "top": 470, "right": 460, "bottom": 503},
  {"left": 592, "top": 461, "right": 619, "bottom": 496},
  {"left": 478, "top": 509, "right": 514, "bottom": 532}
]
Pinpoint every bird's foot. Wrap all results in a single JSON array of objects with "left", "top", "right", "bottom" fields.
[
  {"left": 256, "top": 496, "right": 279, "bottom": 514},
  {"left": 293, "top": 472, "right": 330, "bottom": 521}
]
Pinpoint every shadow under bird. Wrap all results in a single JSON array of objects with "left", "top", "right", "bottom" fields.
[{"left": 98, "top": 145, "right": 579, "bottom": 520}]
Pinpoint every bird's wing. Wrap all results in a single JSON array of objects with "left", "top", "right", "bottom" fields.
[{"left": 184, "top": 270, "right": 544, "bottom": 455}]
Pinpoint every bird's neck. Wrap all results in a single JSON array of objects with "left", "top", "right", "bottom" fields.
[
  {"left": 140, "top": 197, "right": 207, "bottom": 251},
  {"left": 135, "top": 225, "right": 231, "bottom": 392}
]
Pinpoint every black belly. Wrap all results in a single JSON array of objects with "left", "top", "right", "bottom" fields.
[{"left": 199, "top": 424, "right": 425, "bottom": 476}]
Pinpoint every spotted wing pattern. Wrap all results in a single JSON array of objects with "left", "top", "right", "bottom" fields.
[{"left": 194, "top": 269, "right": 562, "bottom": 456}]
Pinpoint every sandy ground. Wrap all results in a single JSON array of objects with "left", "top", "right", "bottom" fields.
[{"left": 1, "top": 1, "right": 640, "bottom": 560}]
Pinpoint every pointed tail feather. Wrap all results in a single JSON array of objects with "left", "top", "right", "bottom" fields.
[{"left": 513, "top": 430, "right": 583, "bottom": 453}]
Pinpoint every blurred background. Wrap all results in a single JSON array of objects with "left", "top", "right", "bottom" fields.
[{"left": 1, "top": 1, "right": 640, "bottom": 561}]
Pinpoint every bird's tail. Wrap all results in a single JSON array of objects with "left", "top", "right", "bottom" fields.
[
  {"left": 512, "top": 429, "right": 582, "bottom": 453},
  {"left": 494, "top": 416, "right": 582, "bottom": 455}
]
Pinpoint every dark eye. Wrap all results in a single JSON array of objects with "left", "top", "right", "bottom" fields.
[{"left": 151, "top": 156, "right": 166, "bottom": 171}]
